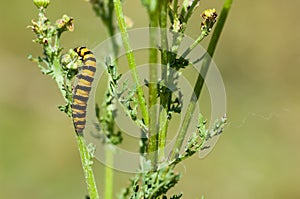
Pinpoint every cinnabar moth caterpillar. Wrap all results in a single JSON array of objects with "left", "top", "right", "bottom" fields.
[{"left": 72, "top": 47, "right": 96, "bottom": 134}]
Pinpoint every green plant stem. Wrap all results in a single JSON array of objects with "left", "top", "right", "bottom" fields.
[
  {"left": 147, "top": 11, "right": 159, "bottom": 164},
  {"left": 104, "top": 145, "right": 115, "bottom": 199},
  {"left": 76, "top": 135, "right": 99, "bottom": 199},
  {"left": 160, "top": 0, "right": 192, "bottom": 163},
  {"left": 173, "top": 0, "right": 179, "bottom": 13},
  {"left": 158, "top": 0, "right": 168, "bottom": 162},
  {"left": 169, "top": 0, "right": 233, "bottom": 160},
  {"left": 102, "top": 8, "right": 118, "bottom": 199},
  {"left": 103, "top": 3, "right": 119, "bottom": 61},
  {"left": 113, "top": 0, "right": 149, "bottom": 126},
  {"left": 182, "top": 0, "right": 199, "bottom": 23},
  {"left": 181, "top": 30, "right": 208, "bottom": 58}
]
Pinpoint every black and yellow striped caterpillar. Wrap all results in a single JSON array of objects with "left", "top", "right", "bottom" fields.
[{"left": 72, "top": 47, "right": 97, "bottom": 135}]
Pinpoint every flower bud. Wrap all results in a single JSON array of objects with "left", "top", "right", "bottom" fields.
[
  {"left": 33, "top": 0, "right": 50, "bottom": 9},
  {"left": 201, "top": 8, "right": 217, "bottom": 20},
  {"left": 200, "top": 8, "right": 217, "bottom": 32},
  {"left": 56, "top": 15, "right": 74, "bottom": 32}
]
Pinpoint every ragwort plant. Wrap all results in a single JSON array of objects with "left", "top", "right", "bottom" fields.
[{"left": 28, "top": 0, "right": 232, "bottom": 198}]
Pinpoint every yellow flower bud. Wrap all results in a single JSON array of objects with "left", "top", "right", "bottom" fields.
[{"left": 201, "top": 8, "right": 217, "bottom": 20}]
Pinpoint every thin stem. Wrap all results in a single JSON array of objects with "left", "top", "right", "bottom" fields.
[
  {"left": 147, "top": 13, "right": 159, "bottom": 164},
  {"left": 102, "top": 10, "right": 118, "bottom": 199},
  {"left": 105, "top": 2, "right": 119, "bottom": 61},
  {"left": 113, "top": 0, "right": 149, "bottom": 125},
  {"left": 181, "top": 31, "right": 207, "bottom": 58},
  {"left": 94, "top": 3, "right": 119, "bottom": 198},
  {"left": 77, "top": 135, "right": 99, "bottom": 199},
  {"left": 173, "top": 0, "right": 179, "bottom": 13},
  {"left": 160, "top": 0, "right": 191, "bottom": 163},
  {"left": 158, "top": 0, "right": 169, "bottom": 162},
  {"left": 104, "top": 145, "right": 115, "bottom": 199},
  {"left": 169, "top": 0, "right": 233, "bottom": 160},
  {"left": 182, "top": 0, "right": 200, "bottom": 23}
]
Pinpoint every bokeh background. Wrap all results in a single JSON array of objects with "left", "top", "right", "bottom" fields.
[{"left": 1, "top": 0, "right": 300, "bottom": 198}]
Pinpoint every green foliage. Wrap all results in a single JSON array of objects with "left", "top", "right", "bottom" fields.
[
  {"left": 28, "top": 2, "right": 100, "bottom": 198},
  {"left": 119, "top": 114, "right": 227, "bottom": 198},
  {"left": 29, "top": 0, "right": 232, "bottom": 198},
  {"left": 170, "top": 115, "right": 227, "bottom": 166},
  {"left": 120, "top": 161, "right": 181, "bottom": 199},
  {"left": 28, "top": 7, "right": 76, "bottom": 116},
  {"left": 96, "top": 59, "right": 123, "bottom": 145}
]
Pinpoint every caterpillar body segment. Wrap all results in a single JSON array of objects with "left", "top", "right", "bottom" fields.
[{"left": 72, "top": 47, "right": 97, "bottom": 134}]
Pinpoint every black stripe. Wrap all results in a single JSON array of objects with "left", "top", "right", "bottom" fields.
[
  {"left": 74, "top": 47, "right": 80, "bottom": 53},
  {"left": 83, "top": 57, "right": 97, "bottom": 63},
  {"left": 79, "top": 46, "right": 86, "bottom": 52},
  {"left": 74, "top": 47, "right": 85, "bottom": 54},
  {"left": 74, "top": 120, "right": 86, "bottom": 125},
  {"left": 73, "top": 94, "right": 89, "bottom": 102},
  {"left": 72, "top": 104, "right": 86, "bottom": 110},
  {"left": 82, "top": 65, "right": 96, "bottom": 72},
  {"left": 77, "top": 74, "right": 94, "bottom": 83},
  {"left": 75, "top": 85, "right": 91, "bottom": 92},
  {"left": 73, "top": 111, "right": 86, "bottom": 118},
  {"left": 83, "top": 50, "right": 93, "bottom": 56},
  {"left": 74, "top": 47, "right": 88, "bottom": 58}
]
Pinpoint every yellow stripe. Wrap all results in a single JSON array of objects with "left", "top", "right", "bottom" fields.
[
  {"left": 73, "top": 98, "right": 86, "bottom": 105},
  {"left": 79, "top": 48, "right": 90, "bottom": 56},
  {"left": 73, "top": 117, "right": 85, "bottom": 122},
  {"left": 75, "top": 125, "right": 85, "bottom": 130},
  {"left": 74, "top": 91, "right": 89, "bottom": 98},
  {"left": 72, "top": 109, "right": 85, "bottom": 115},
  {"left": 82, "top": 70, "right": 95, "bottom": 77},
  {"left": 83, "top": 53, "right": 95, "bottom": 59},
  {"left": 84, "top": 61, "right": 96, "bottom": 66},
  {"left": 76, "top": 89, "right": 89, "bottom": 96},
  {"left": 78, "top": 79, "right": 92, "bottom": 87}
]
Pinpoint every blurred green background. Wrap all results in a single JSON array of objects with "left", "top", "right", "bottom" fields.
[{"left": 1, "top": 0, "right": 300, "bottom": 198}]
